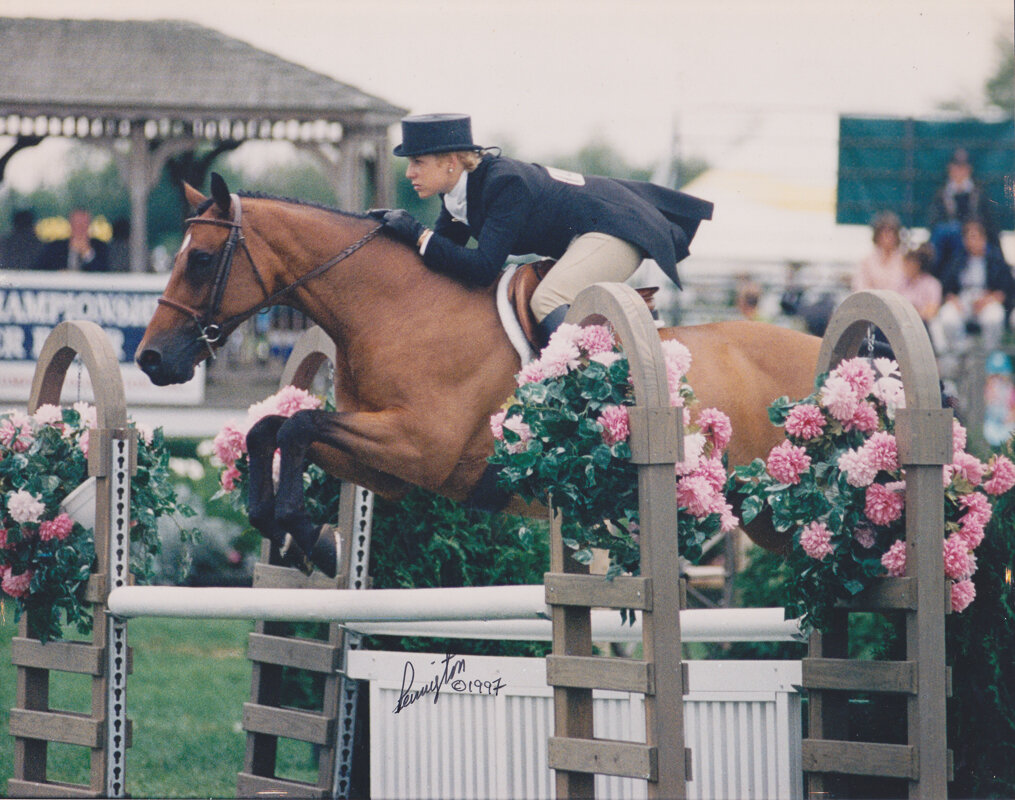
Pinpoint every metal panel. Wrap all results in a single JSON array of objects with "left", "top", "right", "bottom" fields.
[{"left": 350, "top": 653, "right": 801, "bottom": 800}]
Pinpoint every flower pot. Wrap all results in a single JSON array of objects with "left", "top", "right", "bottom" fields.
[{"left": 60, "top": 476, "right": 96, "bottom": 531}]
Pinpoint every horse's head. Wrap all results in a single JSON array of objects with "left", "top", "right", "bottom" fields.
[{"left": 136, "top": 173, "right": 269, "bottom": 385}]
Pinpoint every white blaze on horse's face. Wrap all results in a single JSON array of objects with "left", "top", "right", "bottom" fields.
[{"left": 178, "top": 233, "right": 192, "bottom": 255}]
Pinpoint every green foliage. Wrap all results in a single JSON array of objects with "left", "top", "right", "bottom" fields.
[
  {"left": 946, "top": 437, "right": 1015, "bottom": 797},
  {"left": 0, "top": 406, "right": 196, "bottom": 642}
]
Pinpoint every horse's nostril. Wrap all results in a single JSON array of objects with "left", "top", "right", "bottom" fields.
[{"left": 136, "top": 349, "right": 162, "bottom": 374}]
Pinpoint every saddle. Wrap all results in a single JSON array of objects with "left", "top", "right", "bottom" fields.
[{"left": 507, "top": 259, "right": 661, "bottom": 351}]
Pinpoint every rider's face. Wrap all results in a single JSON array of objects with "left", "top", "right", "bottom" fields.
[{"left": 405, "top": 155, "right": 457, "bottom": 199}]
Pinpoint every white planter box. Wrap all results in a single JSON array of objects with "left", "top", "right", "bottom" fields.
[{"left": 346, "top": 651, "right": 802, "bottom": 800}]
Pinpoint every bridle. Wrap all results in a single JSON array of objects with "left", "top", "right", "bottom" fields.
[{"left": 157, "top": 193, "right": 382, "bottom": 358}]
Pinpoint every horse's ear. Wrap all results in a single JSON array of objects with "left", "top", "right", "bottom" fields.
[
  {"left": 183, "top": 182, "right": 207, "bottom": 211},
  {"left": 210, "top": 172, "right": 231, "bottom": 216}
]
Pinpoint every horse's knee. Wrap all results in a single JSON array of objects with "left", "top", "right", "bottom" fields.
[
  {"left": 247, "top": 414, "right": 286, "bottom": 454},
  {"left": 276, "top": 409, "right": 320, "bottom": 452}
]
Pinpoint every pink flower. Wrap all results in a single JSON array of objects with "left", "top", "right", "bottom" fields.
[
  {"left": 579, "top": 325, "right": 615, "bottom": 356},
  {"left": 784, "top": 404, "right": 826, "bottom": 440},
  {"left": 952, "top": 420, "right": 968, "bottom": 454},
  {"left": 958, "top": 491, "right": 992, "bottom": 531},
  {"left": 598, "top": 405, "right": 630, "bottom": 446},
  {"left": 503, "top": 416, "right": 532, "bottom": 454},
  {"left": 696, "top": 408, "right": 732, "bottom": 451},
  {"left": 79, "top": 428, "right": 90, "bottom": 457},
  {"left": 72, "top": 402, "right": 97, "bottom": 430},
  {"left": 0, "top": 411, "right": 34, "bottom": 452},
  {"left": 33, "top": 404, "right": 64, "bottom": 427},
  {"left": 213, "top": 422, "right": 247, "bottom": 466},
  {"left": 863, "top": 431, "right": 899, "bottom": 472},
  {"left": 881, "top": 539, "right": 907, "bottom": 577},
  {"left": 516, "top": 360, "right": 546, "bottom": 386},
  {"left": 864, "top": 482, "right": 905, "bottom": 526},
  {"left": 950, "top": 452, "right": 984, "bottom": 487},
  {"left": 950, "top": 578, "right": 976, "bottom": 613},
  {"left": 820, "top": 374, "right": 859, "bottom": 422},
  {"left": 1, "top": 566, "right": 33, "bottom": 598},
  {"left": 717, "top": 502, "right": 740, "bottom": 533},
  {"left": 220, "top": 464, "right": 241, "bottom": 493},
  {"left": 854, "top": 526, "right": 876, "bottom": 549},
  {"left": 539, "top": 338, "right": 581, "bottom": 379},
  {"left": 983, "top": 455, "right": 1015, "bottom": 495},
  {"left": 490, "top": 409, "right": 507, "bottom": 440},
  {"left": 660, "top": 339, "right": 692, "bottom": 380},
  {"left": 844, "top": 401, "right": 879, "bottom": 433},
  {"left": 831, "top": 358, "right": 875, "bottom": 398},
  {"left": 676, "top": 475, "right": 718, "bottom": 518},
  {"left": 695, "top": 456, "right": 728, "bottom": 494},
  {"left": 7, "top": 490, "right": 45, "bottom": 524},
  {"left": 838, "top": 447, "right": 878, "bottom": 487},
  {"left": 273, "top": 385, "right": 322, "bottom": 417},
  {"left": 0, "top": 527, "right": 7, "bottom": 550},
  {"left": 799, "top": 521, "right": 835, "bottom": 560},
  {"left": 38, "top": 513, "right": 74, "bottom": 542},
  {"left": 943, "top": 534, "right": 975, "bottom": 580},
  {"left": 674, "top": 432, "right": 706, "bottom": 476},
  {"left": 765, "top": 440, "right": 811, "bottom": 485},
  {"left": 589, "top": 351, "right": 622, "bottom": 369}
]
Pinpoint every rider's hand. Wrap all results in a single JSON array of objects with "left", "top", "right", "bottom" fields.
[
  {"left": 366, "top": 208, "right": 391, "bottom": 221},
  {"left": 381, "top": 209, "right": 426, "bottom": 247}
]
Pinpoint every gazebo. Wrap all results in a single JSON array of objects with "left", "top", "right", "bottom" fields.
[{"left": 0, "top": 17, "right": 408, "bottom": 271}]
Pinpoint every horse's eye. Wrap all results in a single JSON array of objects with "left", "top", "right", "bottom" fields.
[{"left": 186, "top": 249, "right": 216, "bottom": 283}]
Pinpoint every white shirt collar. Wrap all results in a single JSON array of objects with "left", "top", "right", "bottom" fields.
[{"left": 443, "top": 170, "right": 469, "bottom": 223}]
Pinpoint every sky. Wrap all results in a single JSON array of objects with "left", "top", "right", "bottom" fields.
[{"left": 1, "top": 0, "right": 1013, "bottom": 263}]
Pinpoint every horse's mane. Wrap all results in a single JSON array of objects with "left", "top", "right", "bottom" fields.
[{"left": 195, "top": 192, "right": 371, "bottom": 222}]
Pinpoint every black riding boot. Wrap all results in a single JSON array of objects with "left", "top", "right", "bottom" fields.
[{"left": 535, "top": 304, "right": 570, "bottom": 349}]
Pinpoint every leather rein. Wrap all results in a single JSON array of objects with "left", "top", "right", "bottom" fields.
[{"left": 157, "top": 193, "right": 382, "bottom": 357}]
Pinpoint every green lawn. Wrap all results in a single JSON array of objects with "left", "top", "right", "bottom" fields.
[{"left": 1, "top": 611, "right": 318, "bottom": 798}]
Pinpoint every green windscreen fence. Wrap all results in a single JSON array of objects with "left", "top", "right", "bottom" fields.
[{"left": 837, "top": 115, "right": 1014, "bottom": 230}]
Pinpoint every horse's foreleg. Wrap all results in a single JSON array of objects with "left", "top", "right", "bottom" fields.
[{"left": 245, "top": 415, "right": 286, "bottom": 542}]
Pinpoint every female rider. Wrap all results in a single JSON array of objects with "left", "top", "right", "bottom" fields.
[{"left": 374, "top": 113, "right": 713, "bottom": 345}]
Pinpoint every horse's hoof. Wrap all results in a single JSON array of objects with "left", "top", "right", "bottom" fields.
[
  {"left": 279, "top": 534, "right": 315, "bottom": 576},
  {"left": 307, "top": 524, "right": 342, "bottom": 579}
]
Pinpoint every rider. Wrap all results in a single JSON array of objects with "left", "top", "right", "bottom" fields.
[{"left": 374, "top": 113, "right": 713, "bottom": 345}]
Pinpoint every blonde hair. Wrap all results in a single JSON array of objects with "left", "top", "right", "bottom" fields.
[{"left": 451, "top": 149, "right": 484, "bottom": 171}]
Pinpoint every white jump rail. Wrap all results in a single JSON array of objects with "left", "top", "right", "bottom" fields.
[{"left": 106, "top": 584, "right": 804, "bottom": 642}]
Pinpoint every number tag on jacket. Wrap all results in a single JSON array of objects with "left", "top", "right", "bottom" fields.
[{"left": 545, "top": 166, "right": 586, "bottom": 186}]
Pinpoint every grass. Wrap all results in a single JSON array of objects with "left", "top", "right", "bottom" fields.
[{"left": 0, "top": 609, "right": 318, "bottom": 798}]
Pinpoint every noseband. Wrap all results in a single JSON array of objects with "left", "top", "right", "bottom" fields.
[{"left": 157, "top": 193, "right": 382, "bottom": 357}]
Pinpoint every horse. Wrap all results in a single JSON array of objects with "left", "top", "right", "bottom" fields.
[{"left": 136, "top": 173, "right": 821, "bottom": 576}]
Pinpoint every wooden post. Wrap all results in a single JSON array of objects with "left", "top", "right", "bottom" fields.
[
  {"left": 9, "top": 320, "right": 136, "bottom": 798},
  {"left": 802, "top": 290, "right": 952, "bottom": 798},
  {"left": 545, "top": 283, "right": 687, "bottom": 799}
]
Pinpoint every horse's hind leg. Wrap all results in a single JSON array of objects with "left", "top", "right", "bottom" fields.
[{"left": 246, "top": 414, "right": 313, "bottom": 573}]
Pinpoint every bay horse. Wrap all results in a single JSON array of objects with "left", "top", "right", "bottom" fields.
[{"left": 136, "top": 173, "right": 821, "bottom": 576}]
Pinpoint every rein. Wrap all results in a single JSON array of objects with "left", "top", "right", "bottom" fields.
[{"left": 157, "top": 194, "right": 383, "bottom": 357}]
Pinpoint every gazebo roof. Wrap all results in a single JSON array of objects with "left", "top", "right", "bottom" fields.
[{"left": 0, "top": 17, "right": 407, "bottom": 141}]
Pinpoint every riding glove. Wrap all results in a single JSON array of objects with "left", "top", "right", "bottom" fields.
[
  {"left": 380, "top": 209, "right": 425, "bottom": 247},
  {"left": 365, "top": 208, "right": 391, "bottom": 220}
]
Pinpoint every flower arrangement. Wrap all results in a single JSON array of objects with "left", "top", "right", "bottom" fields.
[
  {"left": 730, "top": 356, "right": 1015, "bottom": 631},
  {"left": 488, "top": 323, "right": 737, "bottom": 577},
  {"left": 1, "top": 403, "right": 195, "bottom": 642}
]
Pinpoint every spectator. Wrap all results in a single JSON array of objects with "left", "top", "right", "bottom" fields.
[
  {"left": 107, "top": 217, "right": 131, "bottom": 272},
  {"left": 927, "top": 148, "right": 1001, "bottom": 276},
  {"left": 735, "top": 278, "right": 765, "bottom": 321},
  {"left": 0, "top": 209, "right": 43, "bottom": 270},
  {"left": 853, "top": 211, "right": 906, "bottom": 292},
  {"left": 930, "top": 218, "right": 1014, "bottom": 355},
  {"left": 897, "top": 243, "right": 942, "bottom": 323},
  {"left": 32, "top": 208, "right": 110, "bottom": 272}
]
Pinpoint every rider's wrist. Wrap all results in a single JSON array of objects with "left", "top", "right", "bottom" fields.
[{"left": 417, "top": 228, "right": 433, "bottom": 254}]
